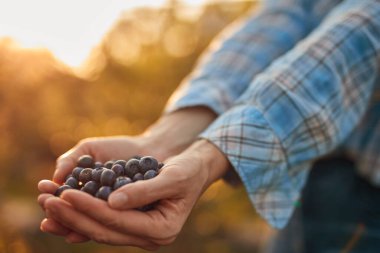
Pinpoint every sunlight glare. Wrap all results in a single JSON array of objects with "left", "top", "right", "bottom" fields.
[
  {"left": 181, "top": 0, "right": 209, "bottom": 6},
  {"left": 0, "top": 0, "right": 166, "bottom": 68}
]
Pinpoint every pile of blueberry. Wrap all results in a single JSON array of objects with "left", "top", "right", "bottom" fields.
[{"left": 55, "top": 155, "right": 164, "bottom": 202}]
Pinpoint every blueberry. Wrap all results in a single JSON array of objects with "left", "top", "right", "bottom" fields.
[
  {"left": 132, "top": 155, "right": 142, "bottom": 160},
  {"left": 65, "top": 173, "right": 73, "bottom": 181},
  {"left": 81, "top": 181, "right": 100, "bottom": 196},
  {"left": 55, "top": 185, "right": 72, "bottom": 196},
  {"left": 104, "top": 160, "right": 114, "bottom": 169},
  {"left": 114, "top": 160, "right": 127, "bottom": 168},
  {"left": 92, "top": 168, "right": 106, "bottom": 182},
  {"left": 111, "top": 164, "right": 124, "bottom": 177},
  {"left": 144, "top": 170, "right": 158, "bottom": 180},
  {"left": 100, "top": 169, "right": 117, "bottom": 186},
  {"left": 77, "top": 155, "right": 94, "bottom": 168},
  {"left": 158, "top": 163, "right": 164, "bottom": 170},
  {"left": 72, "top": 167, "right": 84, "bottom": 180},
  {"left": 96, "top": 186, "right": 112, "bottom": 200},
  {"left": 79, "top": 168, "right": 93, "bottom": 184},
  {"left": 94, "top": 161, "right": 103, "bottom": 169},
  {"left": 133, "top": 173, "right": 144, "bottom": 182},
  {"left": 113, "top": 176, "right": 132, "bottom": 190},
  {"left": 125, "top": 158, "right": 141, "bottom": 178},
  {"left": 139, "top": 156, "right": 158, "bottom": 174},
  {"left": 65, "top": 177, "right": 79, "bottom": 189}
]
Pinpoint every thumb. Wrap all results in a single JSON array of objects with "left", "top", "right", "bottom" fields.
[
  {"left": 108, "top": 174, "right": 175, "bottom": 210},
  {"left": 53, "top": 143, "right": 89, "bottom": 184}
]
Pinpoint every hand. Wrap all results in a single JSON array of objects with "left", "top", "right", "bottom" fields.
[
  {"left": 51, "top": 136, "right": 162, "bottom": 185},
  {"left": 38, "top": 107, "right": 217, "bottom": 245},
  {"left": 38, "top": 135, "right": 173, "bottom": 245},
  {"left": 39, "top": 135, "right": 155, "bottom": 244},
  {"left": 38, "top": 140, "right": 230, "bottom": 249}
]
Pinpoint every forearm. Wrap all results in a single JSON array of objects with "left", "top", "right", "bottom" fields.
[{"left": 142, "top": 107, "right": 217, "bottom": 159}]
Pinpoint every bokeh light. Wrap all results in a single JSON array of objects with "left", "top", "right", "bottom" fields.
[
  {"left": 163, "top": 23, "right": 199, "bottom": 57},
  {"left": 0, "top": 1, "right": 273, "bottom": 253},
  {"left": 0, "top": 0, "right": 167, "bottom": 68}
]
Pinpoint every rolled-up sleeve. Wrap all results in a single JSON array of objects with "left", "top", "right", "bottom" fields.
[
  {"left": 201, "top": 0, "right": 380, "bottom": 228},
  {"left": 165, "top": 0, "right": 342, "bottom": 115}
]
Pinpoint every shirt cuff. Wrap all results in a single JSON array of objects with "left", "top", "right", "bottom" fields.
[{"left": 200, "top": 104, "right": 310, "bottom": 228}]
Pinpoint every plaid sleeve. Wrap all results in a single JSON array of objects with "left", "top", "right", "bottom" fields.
[
  {"left": 166, "top": 0, "right": 342, "bottom": 115},
  {"left": 201, "top": 0, "right": 380, "bottom": 228}
]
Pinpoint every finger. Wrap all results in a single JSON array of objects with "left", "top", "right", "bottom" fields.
[
  {"left": 53, "top": 143, "right": 90, "bottom": 184},
  {"left": 38, "top": 193, "right": 55, "bottom": 210},
  {"left": 61, "top": 190, "right": 156, "bottom": 237},
  {"left": 108, "top": 172, "right": 176, "bottom": 210},
  {"left": 40, "top": 218, "right": 71, "bottom": 236},
  {"left": 41, "top": 218, "right": 90, "bottom": 242},
  {"left": 65, "top": 232, "right": 91, "bottom": 244},
  {"left": 44, "top": 197, "right": 158, "bottom": 249},
  {"left": 38, "top": 180, "right": 59, "bottom": 194}
]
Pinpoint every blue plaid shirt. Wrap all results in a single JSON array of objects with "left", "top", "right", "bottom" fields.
[{"left": 166, "top": 0, "right": 380, "bottom": 228}]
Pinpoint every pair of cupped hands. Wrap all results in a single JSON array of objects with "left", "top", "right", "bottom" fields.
[{"left": 37, "top": 108, "right": 230, "bottom": 251}]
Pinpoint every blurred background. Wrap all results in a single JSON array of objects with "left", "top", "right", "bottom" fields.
[{"left": 0, "top": 0, "right": 276, "bottom": 252}]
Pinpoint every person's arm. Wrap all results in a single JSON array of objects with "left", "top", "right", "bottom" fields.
[
  {"left": 37, "top": 0, "right": 350, "bottom": 246},
  {"left": 199, "top": 0, "right": 380, "bottom": 228},
  {"left": 166, "top": 0, "right": 342, "bottom": 115}
]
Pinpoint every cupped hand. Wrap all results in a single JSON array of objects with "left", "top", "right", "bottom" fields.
[
  {"left": 38, "top": 107, "right": 218, "bottom": 247},
  {"left": 38, "top": 135, "right": 167, "bottom": 246},
  {"left": 51, "top": 136, "right": 165, "bottom": 185},
  {"left": 38, "top": 140, "right": 230, "bottom": 248}
]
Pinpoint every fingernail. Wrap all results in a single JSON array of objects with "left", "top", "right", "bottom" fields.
[
  {"left": 109, "top": 193, "right": 127, "bottom": 208},
  {"left": 40, "top": 222, "right": 46, "bottom": 232}
]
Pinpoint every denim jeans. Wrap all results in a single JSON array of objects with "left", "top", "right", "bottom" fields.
[{"left": 265, "top": 158, "right": 380, "bottom": 253}]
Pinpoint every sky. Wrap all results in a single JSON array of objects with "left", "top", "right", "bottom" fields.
[{"left": 0, "top": 0, "right": 207, "bottom": 68}]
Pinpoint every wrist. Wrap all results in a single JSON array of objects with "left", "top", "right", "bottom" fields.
[{"left": 186, "top": 139, "right": 231, "bottom": 189}]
